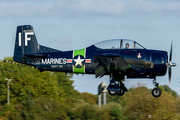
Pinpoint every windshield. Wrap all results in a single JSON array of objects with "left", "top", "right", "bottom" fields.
[
  {"left": 94, "top": 39, "right": 145, "bottom": 49},
  {"left": 94, "top": 39, "right": 120, "bottom": 49}
]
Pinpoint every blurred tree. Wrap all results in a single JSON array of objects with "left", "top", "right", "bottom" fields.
[
  {"left": 0, "top": 57, "right": 78, "bottom": 104},
  {"left": 81, "top": 92, "right": 97, "bottom": 104},
  {"left": 33, "top": 97, "right": 70, "bottom": 120},
  {"left": 1, "top": 57, "right": 179, "bottom": 120},
  {"left": 106, "top": 93, "right": 126, "bottom": 108},
  {"left": 21, "top": 93, "right": 35, "bottom": 120},
  {"left": 109, "top": 103, "right": 124, "bottom": 120},
  {"left": 124, "top": 83, "right": 177, "bottom": 120},
  {"left": 53, "top": 72, "right": 81, "bottom": 100},
  {"left": 150, "top": 92, "right": 177, "bottom": 119},
  {"left": 159, "top": 85, "right": 177, "bottom": 97}
]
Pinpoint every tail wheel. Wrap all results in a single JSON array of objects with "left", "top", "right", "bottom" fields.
[
  {"left": 117, "top": 89, "right": 125, "bottom": 96},
  {"left": 152, "top": 88, "right": 161, "bottom": 97},
  {"left": 108, "top": 90, "right": 117, "bottom": 96}
]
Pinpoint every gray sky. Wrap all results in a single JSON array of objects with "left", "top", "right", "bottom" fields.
[{"left": 1, "top": 0, "right": 180, "bottom": 95}]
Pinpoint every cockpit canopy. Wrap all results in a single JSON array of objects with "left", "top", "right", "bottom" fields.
[{"left": 94, "top": 39, "right": 145, "bottom": 49}]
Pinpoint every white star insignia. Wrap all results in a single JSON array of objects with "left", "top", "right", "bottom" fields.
[{"left": 74, "top": 55, "right": 84, "bottom": 67}]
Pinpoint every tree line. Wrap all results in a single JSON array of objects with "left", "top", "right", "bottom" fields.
[{"left": 0, "top": 57, "right": 180, "bottom": 120}]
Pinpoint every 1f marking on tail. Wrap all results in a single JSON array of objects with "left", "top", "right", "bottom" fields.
[{"left": 18, "top": 32, "right": 34, "bottom": 46}]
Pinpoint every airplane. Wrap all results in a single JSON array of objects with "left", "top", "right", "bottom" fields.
[{"left": 13, "top": 25, "right": 176, "bottom": 98}]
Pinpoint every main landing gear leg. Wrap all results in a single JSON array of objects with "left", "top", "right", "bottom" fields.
[
  {"left": 116, "top": 81, "right": 126, "bottom": 96},
  {"left": 107, "top": 74, "right": 120, "bottom": 96},
  {"left": 107, "top": 58, "right": 126, "bottom": 96},
  {"left": 152, "top": 79, "right": 162, "bottom": 97}
]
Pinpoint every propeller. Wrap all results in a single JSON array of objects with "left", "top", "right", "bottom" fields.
[{"left": 168, "top": 41, "right": 176, "bottom": 85}]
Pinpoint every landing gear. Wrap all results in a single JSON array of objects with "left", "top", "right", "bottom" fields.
[
  {"left": 116, "top": 81, "right": 126, "bottom": 96},
  {"left": 116, "top": 89, "right": 125, "bottom": 96},
  {"left": 108, "top": 88, "right": 125, "bottom": 96},
  {"left": 108, "top": 90, "right": 117, "bottom": 96},
  {"left": 152, "top": 88, "right": 161, "bottom": 97},
  {"left": 107, "top": 76, "right": 127, "bottom": 96},
  {"left": 107, "top": 58, "right": 127, "bottom": 96},
  {"left": 107, "top": 77, "right": 120, "bottom": 96},
  {"left": 152, "top": 79, "right": 161, "bottom": 97}
]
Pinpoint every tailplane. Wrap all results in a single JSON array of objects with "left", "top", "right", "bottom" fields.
[{"left": 13, "top": 25, "right": 59, "bottom": 63}]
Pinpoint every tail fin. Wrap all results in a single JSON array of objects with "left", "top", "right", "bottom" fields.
[{"left": 13, "top": 25, "right": 59, "bottom": 63}]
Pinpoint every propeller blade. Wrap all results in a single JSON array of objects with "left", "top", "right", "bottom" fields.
[
  {"left": 168, "top": 66, "right": 172, "bottom": 85},
  {"left": 169, "top": 41, "right": 173, "bottom": 62},
  {"left": 168, "top": 41, "right": 173, "bottom": 85}
]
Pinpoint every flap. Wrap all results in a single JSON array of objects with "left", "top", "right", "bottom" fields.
[{"left": 94, "top": 54, "right": 131, "bottom": 78}]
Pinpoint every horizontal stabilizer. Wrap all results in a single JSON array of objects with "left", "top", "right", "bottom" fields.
[{"left": 26, "top": 54, "right": 48, "bottom": 58}]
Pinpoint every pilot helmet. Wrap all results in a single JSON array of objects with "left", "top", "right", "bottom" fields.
[{"left": 126, "top": 43, "right": 129, "bottom": 48}]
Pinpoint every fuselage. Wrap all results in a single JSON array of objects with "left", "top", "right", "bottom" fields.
[{"left": 29, "top": 45, "right": 168, "bottom": 78}]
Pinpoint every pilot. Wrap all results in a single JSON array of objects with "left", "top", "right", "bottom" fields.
[{"left": 125, "top": 43, "right": 129, "bottom": 49}]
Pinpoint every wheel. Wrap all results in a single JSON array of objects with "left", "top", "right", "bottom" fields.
[
  {"left": 117, "top": 89, "right": 125, "bottom": 96},
  {"left": 108, "top": 90, "right": 117, "bottom": 96},
  {"left": 152, "top": 88, "right": 162, "bottom": 97}
]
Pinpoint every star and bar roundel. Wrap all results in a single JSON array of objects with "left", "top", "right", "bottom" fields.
[{"left": 66, "top": 48, "right": 91, "bottom": 74}]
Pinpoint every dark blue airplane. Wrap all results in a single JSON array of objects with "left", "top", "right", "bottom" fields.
[{"left": 13, "top": 25, "right": 176, "bottom": 97}]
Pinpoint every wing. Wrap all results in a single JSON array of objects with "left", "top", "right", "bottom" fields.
[{"left": 94, "top": 53, "right": 132, "bottom": 78}]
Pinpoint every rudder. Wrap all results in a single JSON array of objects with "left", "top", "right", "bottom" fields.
[
  {"left": 13, "top": 25, "right": 39, "bottom": 63},
  {"left": 13, "top": 25, "right": 60, "bottom": 64}
]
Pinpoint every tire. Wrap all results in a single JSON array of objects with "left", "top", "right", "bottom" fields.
[
  {"left": 108, "top": 90, "right": 117, "bottom": 96},
  {"left": 117, "top": 89, "right": 125, "bottom": 96},
  {"left": 152, "top": 88, "right": 162, "bottom": 97}
]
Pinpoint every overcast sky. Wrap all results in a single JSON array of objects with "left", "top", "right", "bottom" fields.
[{"left": 1, "top": 0, "right": 180, "bottom": 95}]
